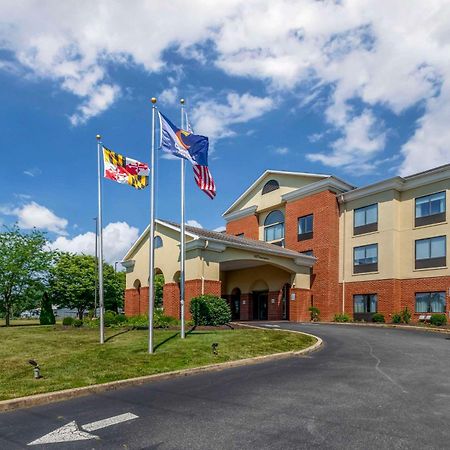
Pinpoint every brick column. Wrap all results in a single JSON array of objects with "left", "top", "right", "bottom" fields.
[
  {"left": 240, "top": 293, "right": 252, "bottom": 320},
  {"left": 163, "top": 283, "right": 180, "bottom": 319},
  {"left": 268, "top": 289, "right": 283, "bottom": 320},
  {"left": 124, "top": 288, "right": 141, "bottom": 316},
  {"left": 289, "top": 288, "right": 311, "bottom": 322}
]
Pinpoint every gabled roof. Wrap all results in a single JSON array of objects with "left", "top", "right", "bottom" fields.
[
  {"left": 123, "top": 219, "right": 315, "bottom": 266},
  {"left": 222, "top": 169, "right": 331, "bottom": 216}
]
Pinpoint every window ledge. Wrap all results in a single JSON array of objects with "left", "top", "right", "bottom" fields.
[
  {"left": 413, "top": 266, "right": 448, "bottom": 272},
  {"left": 351, "top": 271, "right": 380, "bottom": 276},
  {"left": 413, "top": 221, "right": 447, "bottom": 230},
  {"left": 352, "top": 230, "right": 379, "bottom": 238}
]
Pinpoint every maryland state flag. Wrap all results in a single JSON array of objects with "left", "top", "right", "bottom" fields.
[{"left": 103, "top": 146, "right": 149, "bottom": 189}]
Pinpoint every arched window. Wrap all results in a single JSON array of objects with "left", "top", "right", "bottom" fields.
[
  {"left": 154, "top": 236, "right": 163, "bottom": 249},
  {"left": 264, "top": 210, "right": 284, "bottom": 246},
  {"left": 262, "top": 179, "right": 279, "bottom": 195},
  {"left": 133, "top": 279, "right": 141, "bottom": 292}
]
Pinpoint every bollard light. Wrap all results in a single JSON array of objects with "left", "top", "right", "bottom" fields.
[
  {"left": 211, "top": 343, "right": 219, "bottom": 355},
  {"left": 28, "top": 359, "right": 42, "bottom": 379}
]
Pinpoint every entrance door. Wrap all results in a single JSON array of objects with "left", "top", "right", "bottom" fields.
[{"left": 252, "top": 291, "right": 268, "bottom": 320}]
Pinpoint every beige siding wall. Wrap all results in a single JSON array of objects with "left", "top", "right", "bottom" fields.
[
  {"left": 232, "top": 174, "right": 324, "bottom": 213},
  {"left": 339, "top": 180, "right": 450, "bottom": 282}
]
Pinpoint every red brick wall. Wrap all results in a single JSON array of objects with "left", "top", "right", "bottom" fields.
[
  {"left": 162, "top": 279, "right": 222, "bottom": 320},
  {"left": 289, "top": 288, "right": 312, "bottom": 322},
  {"left": 125, "top": 287, "right": 149, "bottom": 316},
  {"left": 268, "top": 290, "right": 283, "bottom": 320},
  {"left": 285, "top": 190, "right": 340, "bottom": 321},
  {"left": 341, "top": 276, "right": 450, "bottom": 322},
  {"left": 226, "top": 214, "right": 259, "bottom": 239},
  {"left": 240, "top": 294, "right": 251, "bottom": 320},
  {"left": 163, "top": 283, "right": 180, "bottom": 318}
]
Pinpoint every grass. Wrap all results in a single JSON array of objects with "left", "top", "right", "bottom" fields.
[{"left": 0, "top": 325, "right": 315, "bottom": 401}]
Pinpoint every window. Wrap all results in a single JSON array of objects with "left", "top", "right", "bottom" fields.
[
  {"left": 415, "top": 292, "right": 446, "bottom": 313},
  {"left": 262, "top": 179, "right": 279, "bottom": 195},
  {"left": 236, "top": 233, "right": 244, "bottom": 238},
  {"left": 298, "top": 214, "right": 313, "bottom": 241},
  {"left": 353, "top": 244, "right": 378, "bottom": 273},
  {"left": 354, "top": 294, "right": 377, "bottom": 313},
  {"left": 301, "top": 250, "right": 314, "bottom": 257},
  {"left": 264, "top": 210, "right": 284, "bottom": 246},
  {"left": 415, "top": 236, "right": 446, "bottom": 269},
  {"left": 415, "top": 191, "right": 446, "bottom": 226},
  {"left": 154, "top": 236, "right": 163, "bottom": 249},
  {"left": 354, "top": 204, "right": 378, "bottom": 235}
]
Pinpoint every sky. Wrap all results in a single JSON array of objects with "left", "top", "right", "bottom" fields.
[{"left": 0, "top": 0, "right": 449, "bottom": 263}]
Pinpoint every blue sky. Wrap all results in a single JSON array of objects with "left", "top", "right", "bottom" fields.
[{"left": 0, "top": 1, "right": 449, "bottom": 261}]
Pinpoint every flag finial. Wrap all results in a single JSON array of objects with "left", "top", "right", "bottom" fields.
[
  {"left": 96, "top": 134, "right": 101, "bottom": 140},
  {"left": 151, "top": 97, "right": 157, "bottom": 104},
  {"left": 180, "top": 98, "right": 185, "bottom": 105}
]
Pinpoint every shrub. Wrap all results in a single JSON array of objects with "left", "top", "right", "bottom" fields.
[
  {"left": 190, "top": 295, "right": 231, "bottom": 326},
  {"left": 154, "top": 309, "right": 178, "bottom": 328},
  {"left": 73, "top": 319, "right": 83, "bottom": 327},
  {"left": 372, "top": 313, "right": 385, "bottom": 323},
  {"left": 430, "top": 314, "right": 447, "bottom": 326},
  {"left": 401, "top": 307, "right": 411, "bottom": 324},
  {"left": 104, "top": 310, "right": 118, "bottom": 327},
  {"left": 334, "top": 313, "right": 350, "bottom": 322},
  {"left": 40, "top": 292, "right": 56, "bottom": 325},
  {"left": 308, "top": 306, "right": 320, "bottom": 322},
  {"left": 391, "top": 313, "right": 402, "bottom": 324},
  {"left": 62, "top": 316, "right": 75, "bottom": 326}
]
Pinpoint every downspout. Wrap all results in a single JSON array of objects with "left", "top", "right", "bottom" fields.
[{"left": 339, "top": 194, "right": 346, "bottom": 314}]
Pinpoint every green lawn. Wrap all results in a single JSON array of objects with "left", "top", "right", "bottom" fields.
[{"left": 0, "top": 325, "right": 315, "bottom": 401}]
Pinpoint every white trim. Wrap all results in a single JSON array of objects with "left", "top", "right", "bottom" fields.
[
  {"left": 281, "top": 177, "right": 354, "bottom": 202},
  {"left": 222, "top": 170, "right": 330, "bottom": 216},
  {"left": 341, "top": 164, "right": 450, "bottom": 202},
  {"left": 223, "top": 205, "right": 257, "bottom": 223}
]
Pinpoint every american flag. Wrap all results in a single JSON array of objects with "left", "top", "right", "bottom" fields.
[{"left": 193, "top": 164, "right": 216, "bottom": 199}]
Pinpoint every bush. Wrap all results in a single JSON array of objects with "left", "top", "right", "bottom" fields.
[
  {"left": 73, "top": 319, "right": 83, "bottom": 327},
  {"left": 190, "top": 295, "right": 231, "bottom": 326},
  {"left": 62, "top": 316, "right": 75, "bottom": 326},
  {"left": 372, "top": 313, "right": 385, "bottom": 323},
  {"left": 40, "top": 292, "right": 56, "bottom": 325},
  {"left": 308, "top": 306, "right": 320, "bottom": 322},
  {"left": 103, "top": 310, "right": 127, "bottom": 327},
  {"left": 430, "top": 314, "right": 447, "bottom": 326},
  {"left": 401, "top": 307, "right": 411, "bottom": 324},
  {"left": 154, "top": 309, "right": 178, "bottom": 328},
  {"left": 391, "top": 313, "right": 402, "bottom": 324},
  {"left": 334, "top": 313, "right": 350, "bottom": 322}
]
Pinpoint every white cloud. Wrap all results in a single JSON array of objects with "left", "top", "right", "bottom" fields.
[
  {"left": 186, "top": 219, "right": 203, "bottom": 228},
  {"left": 49, "top": 221, "right": 139, "bottom": 263},
  {"left": 1, "top": 201, "right": 68, "bottom": 235},
  {"left": 191, "top": 92, "right": 274, "bottom": 140},
  {"left": 213, "top": 225, "right": 226, "bottom": 233},
  {"left": 23, "top": 167, "right": 41, "bottom": 177},
  {"left": 274, "top": 146, "right": 289, "bottom": 155},
  {"left": 307, "top": 110, "right": 386, "bottom": 172},
  {"left": 1, "top": 0, "right": 450, "bottom": 170},
  {"left": 159, "top": 86, "right": 179, "bottom": 106}
]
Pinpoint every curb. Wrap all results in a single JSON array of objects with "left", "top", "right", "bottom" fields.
[
  {"left": 0, "top": 329, "right": 322, "bottom": 413},
  {"left": 306, "top": 321, "right": 450, "bottom": 335}
]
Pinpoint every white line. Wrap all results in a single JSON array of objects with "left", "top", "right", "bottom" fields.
[{"left": 81, "top": 413, "right": 139, "bottom": 432}]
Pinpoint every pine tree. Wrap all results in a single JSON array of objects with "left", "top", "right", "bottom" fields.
[{"left": 40, "top": 292, "right": 55, "bottom": 325}]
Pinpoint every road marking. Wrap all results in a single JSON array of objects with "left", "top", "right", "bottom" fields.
[
  {"left": 82, "top": 412, "right": 139, "bottom": 432},
  {"left": 28, "top": 421, "right": 98, "bottom": 445},
  {"left": 264, "top": 324, "right": 280, "bottom": 328},
  {"left": 28, "top": 412, "right": 139, "bottom": 445}
]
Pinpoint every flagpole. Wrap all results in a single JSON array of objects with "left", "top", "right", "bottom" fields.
[
  {"left": 180, "top": 98, "right": 186, "bottom": 339},
  {"left": 148, "top": 97, "right": 157, "bottom": 354},
  {"left": 96, "top": 134, "right": 105, "bottom": 344}
]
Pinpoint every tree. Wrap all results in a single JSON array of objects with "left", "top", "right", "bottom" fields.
[
  {"left": 40, "top": 291, "right": 55, "bottom": 325},
  {"left": 0, "top": 225, "right": 55, "bottom": 326},
  {"left": 154, "top": 273, "right": 164, "bottom": 308},
  {"left": 49, "top": 253, "right": 124, "bottom": 319}
]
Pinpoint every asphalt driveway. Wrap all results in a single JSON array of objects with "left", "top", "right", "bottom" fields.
[{"left": 1, "top": 323, "right": 449, "bottom": 449}]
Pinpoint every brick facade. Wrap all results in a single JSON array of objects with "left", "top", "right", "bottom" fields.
[
  {"left": 285, "top": 190, "right": 340, "bottom": 321},
  {"left": 341, "top": 276, "right": 450, "bottom": 322},
  {"left": 225, "top": 214, "right": 259, "bottom": 239},
  {"left": 289, "top": 288, "right": 312, "bottom": 322},
  {"left": 124, "top": 286, "right": 149, "bottom": 316}
]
